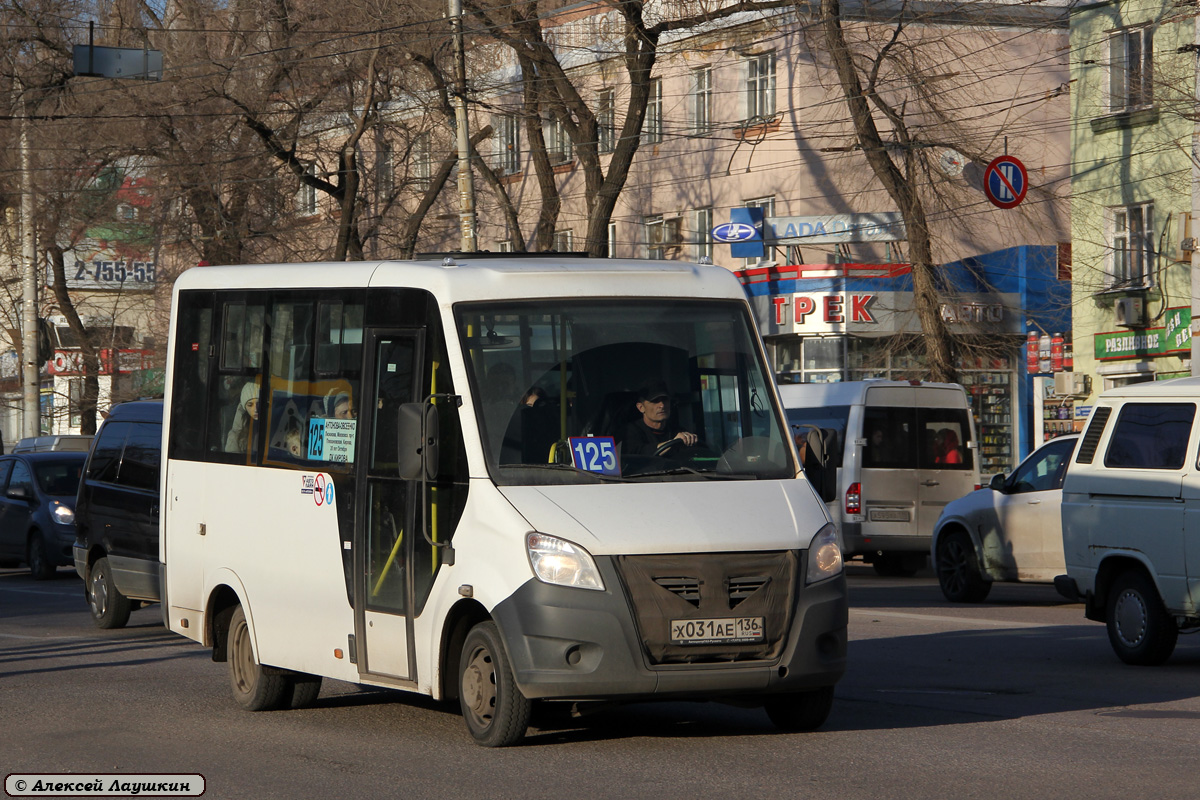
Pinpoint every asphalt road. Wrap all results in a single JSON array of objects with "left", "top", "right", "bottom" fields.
[{"left": 3, "top": 564, "right": 1199, "bottom": 799}]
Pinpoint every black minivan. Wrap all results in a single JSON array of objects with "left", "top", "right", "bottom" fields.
[{"left": 73, "top": 400, "right": 163, "bottom": 628}]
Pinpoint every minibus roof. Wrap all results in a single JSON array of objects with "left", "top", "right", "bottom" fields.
[
  {"left": 172, "top": 258, "right": 749, "bottom": 303},
  {"left": 778, "top": 379, "right": 966, "bottom": 407}
]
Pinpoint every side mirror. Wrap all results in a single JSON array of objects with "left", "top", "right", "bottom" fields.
[
  {"left": 397, "top": 403, "right": 439, "bottom": 481},
  {"left": 988, "top": 473, "right": 1006, "bottom": 492},
  {"left": 6, "top": 485, "right": 30, "bottom": 501}
]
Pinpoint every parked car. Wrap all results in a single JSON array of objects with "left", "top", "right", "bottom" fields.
[
  {"left": 780, "top": 380, "right": 980, "bottom": 576},
  {"left": 11, "top": 434, "right": 93, "bottom": 454},
  {"left": 932, "top": 434, "right": 1078, "bottom": 602},
  {"left": 0, "top": 451, "right": 88, "bottom": 579},
  {"left": 73, "top": 400, "right": 163, "bottom": 628}
]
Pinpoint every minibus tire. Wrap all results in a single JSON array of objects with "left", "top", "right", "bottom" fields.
[
  {"left": 88, "top": 557, "right": 132, "bottom": 629},
  {"left": 1106, "top": 570, "right": 1178, "bottom": 666},
  {"left": 459, "top": 621, "right": 531, "bottom": 747},
  {"left": 935, "top": 532, "right": 991, "bottom": 603},
  {"left": 228, "top": 605, "right": 289, "bottom": 711},
  {"left": 286, "top": 673, "right": 323, "bottom": 709},
  {"left": 764, "top": 686, "right": 835, "bottom": 732}
]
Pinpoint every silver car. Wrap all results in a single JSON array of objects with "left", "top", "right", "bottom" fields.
[{"left": 932, "top": 435, "right": 1079, "bottom": 602}]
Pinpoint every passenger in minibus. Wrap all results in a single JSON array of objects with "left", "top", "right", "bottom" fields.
[
  {"left": 225, "top": 380, "right": 260, "bottom": 454},
  {"left": 324, "top": 390, "right": 355, "bottom": 420},
  {"left": 934, "top": 428, "right": 962, "bottom": 465},
  {"left": 618, "top": 381, "right": 698, "bottom": 456}
]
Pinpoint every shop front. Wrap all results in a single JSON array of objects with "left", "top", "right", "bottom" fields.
[{"left": 738, "top": 246, "right": 1070, "bottom": 473}]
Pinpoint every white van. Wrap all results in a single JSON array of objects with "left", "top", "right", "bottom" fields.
[
  {"left": 160, "top": 256, "right": 848, "bottom": 746},
  {"left": 1058, "top": 377, "right": 1200, "bottom": 665},
  {"left": 779, "top": 380, "right": 980, "bottom": 576}
]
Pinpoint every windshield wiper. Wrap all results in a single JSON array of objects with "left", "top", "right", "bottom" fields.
[
  {"left": 625, "top": 465, "right": 738, "bottom": 480},
  {"left": 497, "top": 463, "right": 631, "bottom": 482}
]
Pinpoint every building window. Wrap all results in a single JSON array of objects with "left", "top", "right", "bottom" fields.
[
  {"left": 691, "top": 67, "right": 712, "bottom": 135},
  {"left": 497, "top": 240, "right": 513, "bottom": 253},
  {"left": 1109, "top": 26, "right": 1153, "bottom": 113},
  {"left": 746, "top": 52, "right": 776, "bottom": 121},
  {"left": 643, "top": 78, "right": 663, "bottom": 145},
  {"left": 645, "top": 215, "right": 665, "bottom": 260},
  {"left": 496, "top": 114, "right": 521, "bottom": 174},
  {"left": 297, "top": 164, "right": 318, "bottom": 216},
  {"left": 376, "top": 142, "right": 394, "bottom": 201},
  {"left": 546, "top": 116, "right": 573, "bottom": 164},
  {"left": 607, "top": 222, "right": 617, "bottom": 258},
  {"left": 553, "top": 229, "right": 574, "bottom": 252},
  {"left": 1109, "top": 202, "right": 1153, "bottom": 287},
  {"left": 413, "top": 133, "right": 432, "bottom": 189},
  {"left": 597, "top": 89, "right": 615, "bottom": 154},
  {"left": 742, "top": 196, "right": 775, "bottom": 267},
  {"left": 694, "top": 207, "right": 713, "bottom": 261}
]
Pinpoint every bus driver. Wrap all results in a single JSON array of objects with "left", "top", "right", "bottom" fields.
[{"left": 618, "top": 381, "right": 697, "bottom": 456}]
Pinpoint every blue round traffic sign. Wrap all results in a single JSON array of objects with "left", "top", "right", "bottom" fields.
[{"left": 984, "top": 155, "right": 1028, "bottom": 209}]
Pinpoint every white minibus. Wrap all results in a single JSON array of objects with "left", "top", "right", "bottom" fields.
[
  {"left": 779, "top": 380, "right": 980, "bottom": 576},
  {"left": 160, "top": 256, "right": 847, "bottom": 746}
]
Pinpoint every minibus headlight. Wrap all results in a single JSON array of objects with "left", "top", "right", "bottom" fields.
[
  {"left": 525, "top": 532, "right": 605, "bottom": 591},
  {"left": 52, "top": 504, "right": 75, "bottom": 526},
  {"left": 806, "top": 522, "right": 843, "bottom": 584}
]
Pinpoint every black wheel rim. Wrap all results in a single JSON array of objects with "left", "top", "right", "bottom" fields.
[{"left": 939, "top": 539, "right": 969, "bottom": 596}]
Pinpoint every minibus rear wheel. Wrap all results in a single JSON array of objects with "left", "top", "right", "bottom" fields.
[
  {"left": 459, "top": 621, "right": 531, "bottom": 747},
  {"left": 764, "top": 686, "right": 835, "bottom": 732},
  {"left": 1106, "top": 570, "right": 1178, "bottom": 666},
  {"left": 228, "top": 605, "right": 289, "bottom": 711}
]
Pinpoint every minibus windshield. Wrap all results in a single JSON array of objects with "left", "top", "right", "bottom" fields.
[{"left": 457, "top": 299, "right": 794, "bottom": 485}]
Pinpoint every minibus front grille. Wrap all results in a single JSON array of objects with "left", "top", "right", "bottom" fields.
[
  {"left": 617, "top": 551, "right": 798, "bottom": 666},
  {"left": 653, "top": 576, "right": 701, "bottom": 606},
  {"left": 728, "top": 576, "right": 769, "bottom": 608}
]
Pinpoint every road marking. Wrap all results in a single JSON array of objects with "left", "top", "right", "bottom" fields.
[
  {"left": 0, "top": 587, "right": 74, "bottom": 597},
  {"left": 0, "top": 632, "right": 86, "bottom": 640},
  {"left": 851, "top": 608, "right": 1060, "bottom": 628}
]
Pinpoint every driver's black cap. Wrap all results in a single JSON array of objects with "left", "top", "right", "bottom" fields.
[{"left": 638, "top": 381, "right": 671, "bottom": 402}]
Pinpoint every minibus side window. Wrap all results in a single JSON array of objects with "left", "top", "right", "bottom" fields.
[
  {"left": 917, "top": 407, "right": 974, "bottom": 470},
  {"left": 1104, "top": 403, "right": 1195, "bottom": 470},
  {"left": 168, "top": 292, "right": 213, "bottom": 462},
  {"left": 862, "top": 407, "right": 916, "bottom": 469}
]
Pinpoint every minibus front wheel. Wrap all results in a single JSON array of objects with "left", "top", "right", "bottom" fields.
[
  {"left": 764, "top": 686, "right": 835, "bottom": 732},
  {"left": 459, "top": 621, "right": 531, "bottom": 747}
]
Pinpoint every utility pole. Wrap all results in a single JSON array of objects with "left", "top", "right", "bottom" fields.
[
  {"left": 18, "top": 86, "right": 39, "bottom": 438},
  {"left": 449, "top": 0, "right": 477, "bottom": 252}
]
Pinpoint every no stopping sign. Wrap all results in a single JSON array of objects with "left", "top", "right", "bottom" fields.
[{"left": 984, "top": 155, "right": 1028, "bottom": 209}]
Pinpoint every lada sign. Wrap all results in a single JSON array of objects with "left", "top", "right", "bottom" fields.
[{"left": 711, "top": 222, "right": 759, "bottom": 243}]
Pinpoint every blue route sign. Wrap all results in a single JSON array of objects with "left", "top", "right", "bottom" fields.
[{"left": 984, "top": 155, "right": 1028, "bottom": 209}]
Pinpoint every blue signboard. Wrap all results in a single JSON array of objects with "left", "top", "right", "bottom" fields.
[{"left": 728, "top": 207, "right": 765, "bottom": 259}]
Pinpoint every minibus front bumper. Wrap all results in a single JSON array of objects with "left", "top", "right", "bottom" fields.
[{"left": 490, "top": 553, "right": 847, "bottom": 701}]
